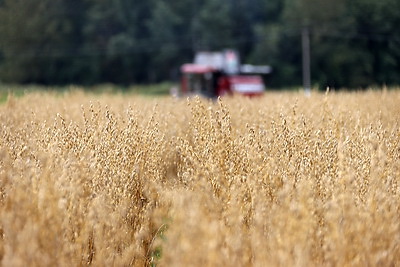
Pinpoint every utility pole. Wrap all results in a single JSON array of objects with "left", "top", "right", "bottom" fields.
[{"left": 302, "top": 26, "right": 311, "bottom": 96}]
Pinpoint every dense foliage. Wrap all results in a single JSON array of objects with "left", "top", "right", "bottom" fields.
[
  {"left": 0, "top": 0, "right": 400, "bottom": 88},
  {"left": 1, "top": 89, "right": 399, "bottom": 265}
]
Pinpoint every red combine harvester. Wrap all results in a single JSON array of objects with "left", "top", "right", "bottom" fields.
[{"left": 179, "top": 50, "right": 271, "bottom": 98}]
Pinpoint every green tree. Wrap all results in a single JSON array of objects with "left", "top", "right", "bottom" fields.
[
  {"left": 1, "top": 0, "right": 399, "bottom": 87},
  {"left": 229, "top": 0, "right": 257, "bottom": 58},
  {"left": 0, "top": 0, "right": 87, "bottom": 84},
  {"left": 278, "top": 0, "right": 400, "bottom": 88},
  {"left": 83, "top": 0, "right": 157, "bottom": 84},
  {"left": 146, "top": 1, "right": 182, "bottom": 82},
  {"left": 348, "top": 0, "right": 400, "bottom": 86},
  {"left": 192, "top": 0, "right": 233, "bottom": 51}
]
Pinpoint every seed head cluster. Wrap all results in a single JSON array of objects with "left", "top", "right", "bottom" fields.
[{"left": 0, "top": 89, "right": 399, "bottom": 266}]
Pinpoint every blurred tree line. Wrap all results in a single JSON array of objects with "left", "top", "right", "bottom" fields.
[{"left": 0, "top": 0, "right": 399, "bottom": 88}]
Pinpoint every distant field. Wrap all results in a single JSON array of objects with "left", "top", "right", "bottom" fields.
[
  {"left": 0, "top": 82, "right": 174, "bottom": 103},
  {"left": 0, "top": 89, "right": 399, "bottom": 266}
]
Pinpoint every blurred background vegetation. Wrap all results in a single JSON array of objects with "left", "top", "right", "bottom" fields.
[{"left": 0, "top": 0, "right": 399, "bottom": 89}]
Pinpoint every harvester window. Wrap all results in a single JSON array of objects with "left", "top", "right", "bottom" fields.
[{"left": 186, "top": 73, "right": 214, "bottom": 97}]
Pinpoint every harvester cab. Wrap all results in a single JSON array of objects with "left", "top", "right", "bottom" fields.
[{"left": 179, "top": 49, "right": 271, "bottom": 98}]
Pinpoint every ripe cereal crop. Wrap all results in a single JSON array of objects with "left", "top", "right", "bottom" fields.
[{"left": 0, "top": 89, "right": 399, "bottom": 266}]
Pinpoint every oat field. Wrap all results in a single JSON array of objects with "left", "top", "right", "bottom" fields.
[{"left": 0, "top": 89, "right": 399, "bottom": 266}]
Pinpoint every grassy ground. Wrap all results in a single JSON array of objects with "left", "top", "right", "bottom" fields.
[{"left": 0, "top": 82, "right": 174, "bottom": 103}]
